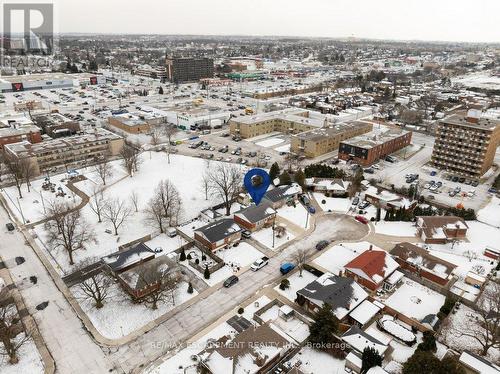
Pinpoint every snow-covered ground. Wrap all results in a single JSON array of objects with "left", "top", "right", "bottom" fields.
[
  {"left": 277, "top": 203, "right": 311, "bottom": 228},
  {"left": 0, "top": 337, "right": 44, "bottom": 374},
  {"left": 313, "top": 241, "right": 373, "bottom": 275},
  {"left": 72, "top": 281, "right": 197, "bottom": 339},
  {"left": 255, "top": 137, "right": 285, "bottom": 148},
  {"left": 286, "top": 346, "right": 345, "bottom": 374},
  {"left": 452, "top": 72, "right": 500, "bottom": 90},
  {"left": 275, "top": 270, "right": 318, "bottom": 302},
  {"left": 313, "top": 193, "right": 352, "bottom": 213},
  {"left": 477, "top": 196, "right": 500, "bottom": 228},
  {"left": 2, "top": 175, "right": 81, "bottom": 224},
  {"left": 382, "top": 277, "right": 445, "bottom": 320},
  {"left": 251, "top": 226, "right": 296, "bottom": 250},
  {"left": 374, "top": 221, "right": 417, "bottom": 237},
  {"left": 274, "top": 144, "right": 291, "bottom": 153},
  {"left": 439, "top": 303, "right": 500, "bottom": 362},
  {"left": 144, "top": 234, "right": 187, "bottom": 255}
]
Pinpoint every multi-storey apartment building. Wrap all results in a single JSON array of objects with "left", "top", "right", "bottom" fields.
[
  {"left": 165, "top": 57, "right": 214, "bottom": 83},
  {"left": 431, "top": 111, "right": 500, "bottom": 180},
  {"left": 4, "top": 128, "right": 124, "bottom": 175},
  {"left": 338, "top": 128, "right": 412, "bottom": 166}
]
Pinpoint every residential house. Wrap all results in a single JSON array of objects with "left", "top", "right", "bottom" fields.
[
  {"left": 363, "top": 186, "right": 417, "bottom": 211},
  {"left": 198, "top": 322, "right": 296, "bottom": 374},
  {"left": 342, "top": 325, "right": 390, "bottom": 358},
  {"left": 391, "top": 242, "right": 457, "bottom": 286},
  {"left": 343, "top": 248, "right": 401, "bottom": 291},
  {"left": 233, "top": 203, "right": 276, "bottom": 232},
  {"left": 101, "top": 243, "right": 156, "bottom": 274},
  {"left": 296, "top": 273, "right": 368, "bottom": 321},
  {"left": 348, "top": 299, "right": 382, "bottom": 328},
  {"left": 416, "top": 216, "right": 468, "bottom": 244},
  {"left": 194, "top": 218, "right": 242, "bottom": 251},
  {"left": 262, "top": 183, "right": 302, "bottom": 209},
  {"left": 305, "top": 178, "right": 350, "bottom": 197},
  {"left": 117, "top": 255, "right": 178, "bottom": 299},
  {"left": 459, "top": 351, "right": 500, "bottom": 374}
]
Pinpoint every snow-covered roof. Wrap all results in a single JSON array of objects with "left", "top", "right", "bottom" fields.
[
  {"left": 348, "top": 300, "right": 381, "bottom": 325},
  {"left": 342, "top": 325, "right": 389, "bottom": 356},
  {"left": 459, "top": 351, "right": 500, "bottom": 374},
  {"left": 344, "top": 249, "right": 399, "bottom": 286}
]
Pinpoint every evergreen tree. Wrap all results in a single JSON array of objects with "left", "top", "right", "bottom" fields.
[
  {"left": 279, "top": 171, "right": 292, "bottom": 186},
  {"left": 361, "top": 347, "right": 383, "bottom": 373},
  {"left": 187, "top": 282, "right": 194, "bottom": 294},
  {"left": 417, "top": 331, "right": 437, "bottom": 352},
  {"left": 203, "top": 265, "right": 210, "bottom": 279},
  {"left": 179, "top": 249, "right": 186, "bottom": 261},
  {"left": 294, "top": 169, "right": 306, "bottom": 189},
  {"left": 269, "top": 162, "right": 280, "bottom": 182},
  {"left": 158, "top": 86, "right": 164, "bottom": 95},
  {"left": 309, "top": 304, "right": 339, "bottom": 346}
]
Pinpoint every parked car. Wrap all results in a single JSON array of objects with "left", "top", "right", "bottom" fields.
[
  {"left": 458, "top": 177, "right": 466, "bottom": 183},
  {"left": 488, "top": 187, "right": 498, "bottom": 194},
  {"left": 358, "top": 201, "right": 370, "bottom": 209},
  {"left": 299, "top": 194, "right": 310, "bottom": 205},
  {"left": 241, "top": 230, "right": 252, "bottom": 239},
  {"left": 250, "top": 257, "right": 269, "bottom": 271},
  {"left": 471, "top": 180, "right": 479, "bottom": 187},
  {"left": 452, "top": 176, "right": 459, "bottom": 182},
  {"left": 223, "top": 275, "right": 239, "bottom": 288},
  {"left": 315, "top": 240, "right": 329, "bottom": 251},
  {"left": 5, "top": 222, "right": 15, "bottom": 231},
  {"left": 352, "top": 197, "right": 360, "bottom": 205},
  {"left": 355, "top": 215, "right": 369, "bottom": 224},
  {"left": 364, "top": 168, "right": 375, "bottom": 174},
  {"left": 307, "top": 205, "right": 316, "bottom": 214},
  {"left": 280, "top": 263, "right": 295, "bottom": 275}
]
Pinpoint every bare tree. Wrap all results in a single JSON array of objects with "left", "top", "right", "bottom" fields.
[
  {"left": 19, "top": 159, "right": 35, "bottom": 193},
  {"left": 102, "top": 198, "right": 132, "bottom": 235},
  {"left": 0, "top": 302, "right": 31, "bottom": 365},
  {"left": 120, "top": 143, "right": 141, "bottom": 176},
  {"left": 74, "top": 258, "right": 112, "bottom": 309},
  {"left": 44, "top": 202, "right": 97, "bottom": 265},
  {"left": 144, "top": 180, "right": 182, "bottom": 232},
  {"left": 130, "top": 191, "right": 139, "bottom": 212},
  {"left": 93, "top": 155, "right": 113, "bottom": 186},
  {"left": 3, "top": 157, "right": 24, "bottom": 198},
  {"left": 88, "top": 187, "right": 108, "bottom": 223},
  {"left": 200, "top": 172, "right": 210, "bottom": 201},
  {"left": 140, "top": 266, "right": 180, "bottom": 310},
  {"left": 292, "top": 249, "right": 308, "bottom": 277},
  {"left": 450, "top": 281, "right": 500, "bottom": 356},
  {"left": 164, "top": 125, "right": 178, "bottom": 164},
  {"left": 150, "top": 124, "right": 164, "bottom": 147},
  {"left": 206, "top": 163, "right": 243, "bottom": 216}
]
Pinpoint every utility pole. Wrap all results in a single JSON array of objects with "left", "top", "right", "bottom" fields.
[{"left": 272, "top": 215, "right": 276, "bottom": 249}]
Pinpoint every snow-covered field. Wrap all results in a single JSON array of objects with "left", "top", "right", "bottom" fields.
[
  {"left": 452, "top": 72, "right": 500, "bottom": 90},
  {"left": 313, "top": 242, "right": 372, "bottom": 275},
  {"left": 374, "top": 221, "right": 417, "bottom": 237},
  {"left": 313, "top": 193, "right": 351, "bottom": 213},
  {"left": 275, "top": 270, "right": 318, "bottom": 302},
  {"left": 383, "top": 277, "right": 445, "bottom": 320},
  {"left": 2, "top": 175, "right": 81, "bottom": 224},
  {"left": 72, "top": 281, "right": 197, "bottom": 339},
  {"left": 33, "top": 153, "right": 236, "bottom": 273},
  {"left": 0, "top": 337, "right": 44, "bottom": 374},
  {"left": 477, "top": 196, "right": 500, "bottom": 228}
]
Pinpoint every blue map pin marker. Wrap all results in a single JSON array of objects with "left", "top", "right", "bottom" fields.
[{"left": 244, "top": 168, "right": 271, "bottom": 205}]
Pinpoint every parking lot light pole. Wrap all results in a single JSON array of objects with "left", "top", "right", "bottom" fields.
[{"left": 272, "top": 215, "right": 276, "bottom": 249}]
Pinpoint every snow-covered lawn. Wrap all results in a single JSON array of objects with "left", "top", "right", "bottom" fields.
[
  {"left": 72, "top": 163, "right": 128, "bottom": 196},
  {"left": 275, "top": 270, "right": 318, "bottom": 302},
  {"left": 72, "top": 281, "right": 197, "bottom": 339},
  {"left": 286, "top": 346, "right": 345, "bottom": 374},
  {"left": 215, "top": 242, "right": 264, "bottom": 268},
  {"left": 255, "top": 137, "right": 285, "bottom": 148},
  {"left": 144, "top": 234, "right": 187, "bottom": 255},
  {"left": 374, "top": 221, "right": 417, "bottom": 237},
  {"left": 252, "top": 226, "right": 295, "bottom": 250},
  {"left": 0, "top": 337, "right": 44, "bottom": 374},
  {"left": 2, "top": 175, "right": 80, "bottom": 224},
  {"left": 313, "top": 193, "right": 351, "bottom": 213},
  {"left": 313, "top": 242, "right": 372, "bottom": 275},
  {"left": 477, "top": 196, "right": 500, "bottom": 228},
  {"left": 439, "top": 303, "right": 500, "bottom": 362},
  {"left": 277, "top": 203, "right": 311, "bottom": 228},
  {"left": 383, "top": 277, "right": 445, "bottom": 321}
]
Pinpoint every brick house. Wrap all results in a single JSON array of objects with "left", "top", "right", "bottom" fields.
[
  {"left": 233, "top": 203, "right": 276, "bottom": 231},
  {"left": 391, "top": 242, "right": 457, "bottom": 286},
  {"left": 305, "top": 178, "right": 350, "bottom": 197},
  {"left": 194, "top": 218, "right": 242, "bottom": 251},
  {"left": 343, "top": 248, "right": 400, "bottom": 291},
  {"left": 101, "top": 243, "right": 156, "bottom": 274},
  {"left": 416, "top": 216, "right": 468, "bottom": 244},
  {"left": 262, "top": 183, "right": 302, "bottom": 209}
]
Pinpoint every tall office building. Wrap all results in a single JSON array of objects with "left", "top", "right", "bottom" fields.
[
  {"left": 431, "top": 111, "right": 500, "bottom": 180},
  {"left": 165, "top": 57, "right": 214, "bottom": 83}
]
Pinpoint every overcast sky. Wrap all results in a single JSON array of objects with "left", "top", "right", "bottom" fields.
[{"left": 55, "top": 0, "right": 500, "bottom": 43}]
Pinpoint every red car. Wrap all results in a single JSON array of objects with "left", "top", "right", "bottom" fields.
[{"left": 355, "top": 215, "right": 369, "bottom": 224}]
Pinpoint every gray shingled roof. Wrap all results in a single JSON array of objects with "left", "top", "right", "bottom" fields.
[
  {"left": 234, "top": 202, "right": 275, "bottom": 224},
  {"left": 195, "top": 218, "right": 242, "bottom": 243},
  {"left": 101, "top": 243, "right": 155, "bottom": 272}
]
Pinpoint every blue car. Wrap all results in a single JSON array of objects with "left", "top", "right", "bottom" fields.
[
  {"left": 307, "top": 205, "right": 316, "bottom": 214},
  {"left": 280, "top": 263, "right": 295, "bottom": 275}
]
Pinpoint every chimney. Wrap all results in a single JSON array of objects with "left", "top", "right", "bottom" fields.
[{"left": 369, "top": 244, "right": 373, "bottom": 251}]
